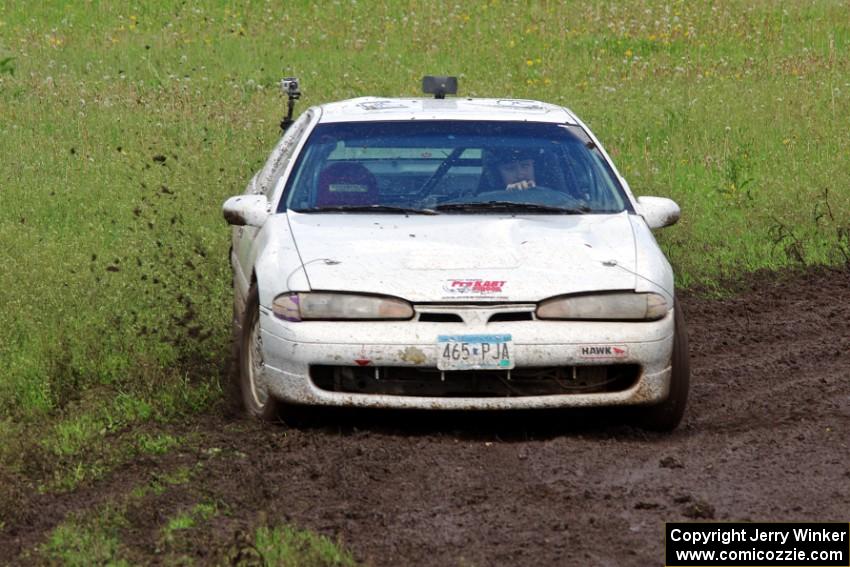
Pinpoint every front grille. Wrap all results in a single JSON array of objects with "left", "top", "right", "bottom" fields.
[
  {"left": 418, "top": 313, "right": 464, "bottom": 323},
  {"left": 413, "top": 304, "right": 537, "bottom": 325},
  {"left": 310, "top": 365, "right": 640, "bottom": 397},
  {"left": 487, "top": 311, "right": 534, "bottom": 322}
]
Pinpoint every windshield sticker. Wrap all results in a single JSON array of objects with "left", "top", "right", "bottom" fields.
[
  {"left": 328, "top": 183, "right": 369, "bottom": 193},
  {"left": 578, "top": 345, "right": 629, "bottom": 359},
  {"left": 442, "top": 279, "right": 507, "bottom": 299}
]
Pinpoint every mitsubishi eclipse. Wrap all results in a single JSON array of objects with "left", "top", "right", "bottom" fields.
[{"left": 222, "top": 77, "right": 689, "bottom": 430}]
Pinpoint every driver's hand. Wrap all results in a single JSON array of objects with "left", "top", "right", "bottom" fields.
[{"left": 505, "top": 180, "right": 536, "bottom": 191}]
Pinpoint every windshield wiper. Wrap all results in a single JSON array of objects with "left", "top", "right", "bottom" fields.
[
  {"left": 435, "top": 201, "right": 590, "bottom": 214},
  {"left": 293, "top": 205, "right": 438, "bottom": 215}
]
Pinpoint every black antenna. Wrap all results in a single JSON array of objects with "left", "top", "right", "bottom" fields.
[
  {"left": 422, "top": 76, "right": 458, "bottom": 99},
  {"left": 280, "top": 77, "right": 301, "bottom": 132}
]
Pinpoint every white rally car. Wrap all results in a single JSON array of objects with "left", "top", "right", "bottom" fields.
[{"left": 223, "top": 77, "right": 689, "bottom": 430}]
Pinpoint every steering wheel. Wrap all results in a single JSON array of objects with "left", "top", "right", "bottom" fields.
[{"left": 476, "top": 186, "right": 583, "bottom": 206}]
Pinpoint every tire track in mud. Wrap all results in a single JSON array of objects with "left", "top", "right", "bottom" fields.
[{"left": 2, "top": 267, "right": 850, "bottom": 565}]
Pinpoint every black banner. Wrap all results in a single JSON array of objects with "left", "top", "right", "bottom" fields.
[{"left": 666, "top": 523, "right": 850, "bottom": 566}]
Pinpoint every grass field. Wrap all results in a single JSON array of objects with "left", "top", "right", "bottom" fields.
[{"left": 1, "top": 0, "right": 849, "bottom": 562}]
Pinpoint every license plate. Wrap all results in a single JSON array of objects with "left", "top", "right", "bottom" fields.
[{"left": 436, "top": 334, "right": 514, "bottom": 370}]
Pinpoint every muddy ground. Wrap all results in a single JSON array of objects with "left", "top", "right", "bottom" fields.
[{"left": 3, "top": 267, "right": 850, "bottom": 566}]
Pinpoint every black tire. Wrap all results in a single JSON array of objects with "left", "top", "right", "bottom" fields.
[
  {"left": 237, "top": 284, "right": 281, "bottom": 421},
  {"left": 635, "top": 300, "right": 690, "bottom": 431}
]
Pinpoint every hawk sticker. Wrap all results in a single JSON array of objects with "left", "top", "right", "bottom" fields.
[{"left": 578, "top": 345, "right": 629, "bottom": 359}]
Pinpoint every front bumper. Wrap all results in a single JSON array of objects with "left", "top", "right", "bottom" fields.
[{"left": 256, "top": 307, "right": 675, "bottom": 410}]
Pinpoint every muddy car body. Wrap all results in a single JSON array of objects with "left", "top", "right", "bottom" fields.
[{"left": 224, "top": 81, "right": 689, "bottom": 430}]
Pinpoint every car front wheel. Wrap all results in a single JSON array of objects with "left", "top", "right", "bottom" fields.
[
  {"left": 238, "top": 284, "right": 280, "bottom": 421},
  {"left": 635, "top": 300, "right": 690, "bottom": 431}
]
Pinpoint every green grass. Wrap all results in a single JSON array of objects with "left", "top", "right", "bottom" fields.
[
  {"left": 16, "top": 381, "right": 213, "bottom": 492},
  {"left": 41, "top": 503, "right": 131, "bottom": 567},
  {"left": 160, "top": 501, "right": 217, "bottom": 545},
  {"left": 129, "top": 464, "right": 194, "bottom": 500},
  {"left": 251, "top": 525, "right": 358, "bottom": 567},
  {"left": 136, "top": 432, "right": 180, "bottom": 455},
  {"left": 39, "top": 477, "right": 357, "bottom": 566}
]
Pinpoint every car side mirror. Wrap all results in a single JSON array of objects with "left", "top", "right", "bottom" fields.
[
  {"left": 636, "top": 196, "right": 680, "bottom": 229},
  {"left": 222, "top": 195, "right": 271, "bottom": 227}
]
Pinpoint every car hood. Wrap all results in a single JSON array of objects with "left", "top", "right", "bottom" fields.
[{"left": 286, "top": 211, "right": 638, "bottom": 302}]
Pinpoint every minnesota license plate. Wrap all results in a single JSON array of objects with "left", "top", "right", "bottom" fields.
[{"left": 436, "top": 334, "right": 514, "bottom": 371}]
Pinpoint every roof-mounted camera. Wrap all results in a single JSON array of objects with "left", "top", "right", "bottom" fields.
[
  {"left": 280, "top": 77, "right": 302, "bottom": 132},
  {"left": 422, "top": 75, "right": 458, "bottom": 100}
]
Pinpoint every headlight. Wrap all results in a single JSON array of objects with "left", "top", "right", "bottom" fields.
[
  {"left": 272, "top": 292, "right": 414, "bottom": 321},
  {"left": 536, "top": 292, "right": 669, "bottom": 321}
]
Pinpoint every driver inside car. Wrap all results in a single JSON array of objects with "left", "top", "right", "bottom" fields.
[{"left": 491, "top": 148, "right": 538, "bottom": 191}]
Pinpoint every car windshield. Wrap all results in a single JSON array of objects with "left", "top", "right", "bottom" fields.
[{"left": 281, "top": 121, "right": 629, "bottom": 214}]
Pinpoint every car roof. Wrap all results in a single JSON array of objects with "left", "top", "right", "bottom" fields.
[{"left": 315, "top": 97, "right": 579, "bottom": 125}]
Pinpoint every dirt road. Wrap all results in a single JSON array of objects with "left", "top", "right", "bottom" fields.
[{"left": 3, "top": 267, "right": 850, "bottom": 565}]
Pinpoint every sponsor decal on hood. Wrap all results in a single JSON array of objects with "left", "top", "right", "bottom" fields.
[{"left": 442, "top": 279, "right": 507, "bottom": 299}]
